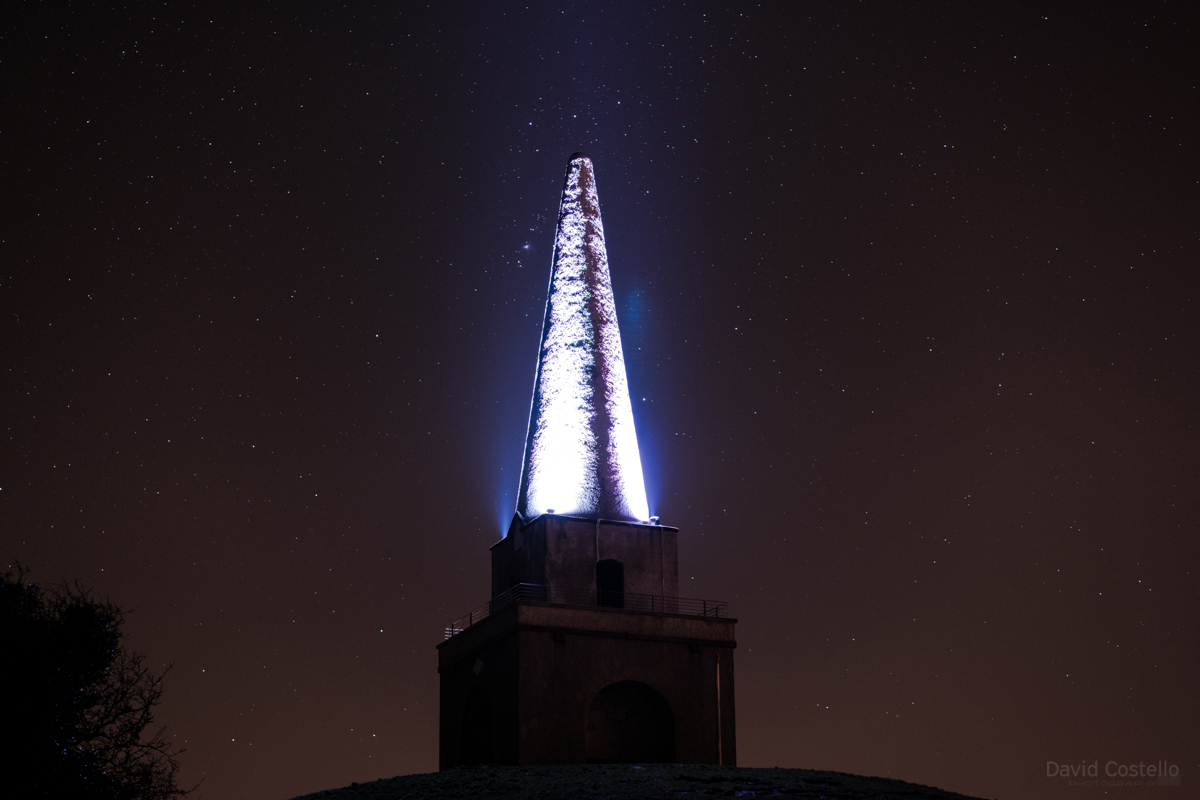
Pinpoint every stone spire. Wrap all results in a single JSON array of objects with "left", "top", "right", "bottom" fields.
[{"left": 515, "top": 153, "right": 649, "bottom": 523}]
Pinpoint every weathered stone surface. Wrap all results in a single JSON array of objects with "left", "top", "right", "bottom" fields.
[
  {"left": 491, "top": 514, "right": 678, "bottom": 601},
  {"left": 516, "top": 154, "right": 648, "bottom": 523},
  {"left": 437, "top": 603, "right": 736, "bottom": 769}
]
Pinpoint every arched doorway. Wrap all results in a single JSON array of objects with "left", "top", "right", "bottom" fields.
[
  {"left": 585, "top": 680, "right": 675, "bottom": 763},
  {"left": 460, "top": 686, "right": 492, "bottom": 765}
]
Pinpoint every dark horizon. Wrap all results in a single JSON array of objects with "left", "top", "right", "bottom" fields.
[{"left": 2, "top": 3, "right": 1197, "bottom": 798}]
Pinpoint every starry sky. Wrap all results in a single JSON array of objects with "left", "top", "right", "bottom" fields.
[{"left": 3, "top": 3, "right": 1197, "bottom": 799}]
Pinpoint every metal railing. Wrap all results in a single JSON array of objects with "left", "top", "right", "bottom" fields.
[{"left": 444, "top": 583, "right": 729, "bottom": 639}]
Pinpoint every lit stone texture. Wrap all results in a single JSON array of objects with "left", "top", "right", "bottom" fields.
[{"left": 516, "top": 153, "right": 649, "bottom": 522}]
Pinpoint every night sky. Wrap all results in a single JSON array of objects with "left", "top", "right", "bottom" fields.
[{"left": 3, "top": 3, "right": 1197, "bottom": 799}]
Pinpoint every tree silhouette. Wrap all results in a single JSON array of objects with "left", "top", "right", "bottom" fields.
[{"left": 1, "top": 565, "right": 192, "bottom": 800}]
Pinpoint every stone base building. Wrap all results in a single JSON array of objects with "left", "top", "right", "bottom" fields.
[{"left": 438, "top": 514, "right": 736, "bottom": 767}]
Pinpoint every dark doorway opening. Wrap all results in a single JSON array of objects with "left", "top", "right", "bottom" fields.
[
  {"left": 461, "top": 687, "right": 492, "bottom": 765},
  {"left": 596, "top": 559, "right": 624, "bottom": 608},
  {"left": 585, "top": 680, "right": 675, "bottom": 763}
]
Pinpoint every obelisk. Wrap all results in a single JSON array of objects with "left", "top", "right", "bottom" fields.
[
  {"left": 515, "top": 153, "right": 649, "bottom": 523},
  {"left": 438, "top": 154, "right": 736, "bottom": 769}
]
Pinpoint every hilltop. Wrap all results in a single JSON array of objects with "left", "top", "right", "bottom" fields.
[{"left": 290, "top": 763, "right": 991, "bottom": 799}]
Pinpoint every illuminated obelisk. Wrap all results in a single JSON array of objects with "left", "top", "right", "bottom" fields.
[
  {"left": 516, "top": 153, "right": 649, "bottom": 523},
  {"left": 438, "top": 154, "right": 736, "bottom": 769}
]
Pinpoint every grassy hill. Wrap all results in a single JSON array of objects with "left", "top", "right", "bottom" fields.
[{"left": 290, "top": 763, "right": 992, "bottom": 799}]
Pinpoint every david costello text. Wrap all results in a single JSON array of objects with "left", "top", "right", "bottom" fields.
[{"left": 1047, "top": 760, "right": 1181, "bottom": 787}]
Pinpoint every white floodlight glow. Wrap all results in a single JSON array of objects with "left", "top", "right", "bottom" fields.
[{"left": 516, "top": 154, "right": 650, "bottom": 523}]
